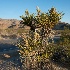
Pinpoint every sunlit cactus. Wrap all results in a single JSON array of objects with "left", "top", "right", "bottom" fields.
[
  {"left": 36, "top": 6, "right": 41, "bottom": 15},
  {"left": 18, "top": 6, "right": 64, "bottom": 69},
  {"left": 25, "top": 9, "right": 29, "bottom": 16}
]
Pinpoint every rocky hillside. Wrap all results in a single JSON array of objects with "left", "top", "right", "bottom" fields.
[
  {"left": 0, "top": 18, "right": 70, "bottom": 30},
  {"left": 0, "top": 18, "right": 21, "bottom": 29},
  {"left": 53, "top": 21, "right": 70, "bottom": 30}
]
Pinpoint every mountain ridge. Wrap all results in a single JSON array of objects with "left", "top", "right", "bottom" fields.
[{"left": 0, "top": 18, "right": 70, "bottom": 30}]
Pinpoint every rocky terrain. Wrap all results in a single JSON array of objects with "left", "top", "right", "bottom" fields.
[
  {"left": 0, "top": 18, "right": 70, "bottom": 70},
  {"left": 0, "top": 18, "right": 22, "bottom": 29},
  {"left": 53, "top": 21, "right": 70, "bottom": 30},
  {"left": 0, "top": 18, "right": 20, "bottom": 29}
]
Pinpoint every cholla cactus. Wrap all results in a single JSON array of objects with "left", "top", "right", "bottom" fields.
[
  {"left": 18, "top": 6, "right": 64, "bottom": 69},
  {"left": 36, "top": 6, "right": 41, "bottom": 15},
  {"left": 34, "top": 29, "right": 40, "bottom": 43}
]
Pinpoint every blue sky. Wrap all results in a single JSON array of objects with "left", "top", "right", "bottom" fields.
[{"left": 0, "top": 0, "right": 70, "bottom": 23}]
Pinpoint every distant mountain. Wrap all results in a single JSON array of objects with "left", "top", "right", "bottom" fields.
[
  {"left": 53, "top": 21, "right": 70, "bottom": 30},
  {"left": 0, "top": 18, "right": 21, "bottom": 29},
  {"left": 0, "top": 18, "right": 70, "bottom": 30}
]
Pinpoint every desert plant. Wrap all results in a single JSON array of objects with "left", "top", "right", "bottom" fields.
[
  {"left": 18, "top": 6, "right": 64, "bottom": 69},
  {"left": 51, "top": 27, "right": 70, "bottom": 64},
  {"left": 59, "top": 28, "right": 70, "bottom": 61}
]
